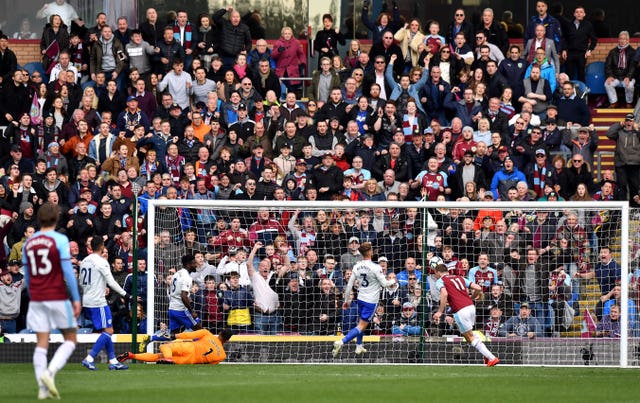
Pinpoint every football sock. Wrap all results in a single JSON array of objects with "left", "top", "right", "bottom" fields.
[
  {"left": 49, "top": 341, "right": 76, "bottom": 375},
  {"left": 33, "top": 347, "right": 48, "bottom": 390},
  {"left": 342, "top": 327, "right": 362, "bottom": 344},
  {"left": 471, "top": 337, "right": 495, "bottom": 361},
  {"left": 88, "top": 332, "right": 110, "bottom": 360},
  {"left": 356, "top": 331, "right": 364, "bottom": 345},
  {"left": 133, "top": 353, "right": 161, "bottom": 362},
  {"left": 103, "top": 332, "right": 116, "bottom": 360}
]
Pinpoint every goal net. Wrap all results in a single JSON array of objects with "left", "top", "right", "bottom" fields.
[{"left": 147, "top": 199, "right": 637, "bottom": 366}]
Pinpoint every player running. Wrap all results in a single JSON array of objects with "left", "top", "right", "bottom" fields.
[
  {"left": 433, "top": 264, "right": 500, "bottom": 366},
  {"left": 80, "top": 237, "right": 130, "bottom": 370},
  {"left": 139, "top": 254, "right": 202, "bottom": 352},
  {"left": 118, "top": 328, "right": 233, "bottom": 365},
  {"left": 332, "top": 242, "right": 396, "bottom": 357},
  {"left": 23, "top": 202, "right": 81, "bottom": 400}
]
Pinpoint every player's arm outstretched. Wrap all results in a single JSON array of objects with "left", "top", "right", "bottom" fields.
[
  {"left": 373, "top": 266, "right": 396, "bottom": 289},
  {"left": 102, "top": 264, "right": 128, "bottom": 299}
]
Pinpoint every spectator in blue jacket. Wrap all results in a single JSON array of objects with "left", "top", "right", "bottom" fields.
[{"left": 490, "top": 156, "right": 526, "bottom": 200}]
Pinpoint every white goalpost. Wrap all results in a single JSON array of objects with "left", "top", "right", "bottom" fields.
[{"left": 147, "top": 199, "right": 635, "bottom": 367}]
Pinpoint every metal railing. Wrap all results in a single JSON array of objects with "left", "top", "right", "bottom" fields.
[{"left": 279, "top": 77, "right": 312, "bottom": 100}]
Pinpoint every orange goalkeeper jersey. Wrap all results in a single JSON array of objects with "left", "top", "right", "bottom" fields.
[{"left": 171, "top": 329, "right": 227, "bottom": 364}]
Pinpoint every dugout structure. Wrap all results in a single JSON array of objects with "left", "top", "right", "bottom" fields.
[{"left": 147, "top": 200, "right": 637, "bottom": 367}]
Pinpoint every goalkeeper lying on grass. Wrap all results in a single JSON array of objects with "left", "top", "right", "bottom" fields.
[{"left": 118, "top": 329, "right": 233, "bottom": 364}]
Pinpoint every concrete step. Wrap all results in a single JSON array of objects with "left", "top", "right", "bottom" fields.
[{"left": 594, "top": 108, "right": 635, "bottom": 114}]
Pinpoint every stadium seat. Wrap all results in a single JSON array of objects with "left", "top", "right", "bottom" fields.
[
  {"left": 570, "top": 80, "right": 590, "bottom": 102},
  {"left": 585, "top": 62, "right": 605, "bottom": 95},
  {"left": 23, "top": 62, "right": 47, "bottom": 82}
]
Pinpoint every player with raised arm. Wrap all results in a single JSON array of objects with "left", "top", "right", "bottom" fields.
[
  {"left": 23, "top": 202, "right": 82, "bottom": 400},
  {"left": 140, "top": 254, "right": 202, "bottom": 352},
  {"left": 118, "top": 328, "right": 233, "bottom": 365},
  {"left": 433, "top": 264, "right": 499, "bottom": 366},
  {"left": 80, "top": 237, "right": 130, "bottom": 371},
  {"left": 332, "top": 242, "right": 396, "bottom": 357}
]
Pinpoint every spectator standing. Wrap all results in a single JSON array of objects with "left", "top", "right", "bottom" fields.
[
  {"left": 172, "top": 11, "right": 197, "bottom": 70},
  {"left": 0, "top": 35, "right": 18, "bottom": 84},
  {"left": 90, "top": 26, "right": 126, "bottom": 92},
  {"left": 562, "top": 6, "right": 597, "bottom": 83},
  {"left": 447, "top": 8, "right": 474, "bottom": 45},
  {"left": 212, "top": 7, "right": 252, "bottom": 70},
  {"left": 139, "top": 8, "right": 163, "bottom": 47},
  {"left": 272, "top": 27, "right": 305, "bottom": 93},
  {"left": 40, "top": 15, "right": 70, "bottom": 74},
  {"left": 606, "top": 114, "right": 640, "bottom": 206},
  {"left": 523, "top": 1, "right": 563, "bottom": 53},
  {"left": 476, "top": 8, "right": 509, "bottom": 54}
]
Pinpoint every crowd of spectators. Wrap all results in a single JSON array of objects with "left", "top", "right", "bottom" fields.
[{"left": 0, "top": 1, "right": 638, "bottom": 339}]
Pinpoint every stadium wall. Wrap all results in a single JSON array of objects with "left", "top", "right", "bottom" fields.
[{"left": 1, "top": 339, "right": 636, "bottom": 366}]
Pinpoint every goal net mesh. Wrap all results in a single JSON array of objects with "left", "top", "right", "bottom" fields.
[{"left": 147, "top": 200, "right": 637, "bottom": 366}]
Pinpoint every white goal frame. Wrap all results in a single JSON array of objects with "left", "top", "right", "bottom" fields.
[{"left": 147, "top": 199, "right": 631, "bottom": 367}]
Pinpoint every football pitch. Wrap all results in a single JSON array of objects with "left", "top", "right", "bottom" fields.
[{"left": 3, "top": 363, "right": 639, "bottom": 402}]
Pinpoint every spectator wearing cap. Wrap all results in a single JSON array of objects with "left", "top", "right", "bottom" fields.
[
  {"left": 158, "top": 58, "right": 192, "bottom": 110},
  {"left": 554, "top": 81, "right": 591, "bottom": 126},
  {"left": 6, "top": 201, "right": 35, "bottom": 249},
  {"left": 513, "top": 125, "right": 546, "bottom": 173},
  {"left": 391, "top": 302, "right": 421, "bottom": 336},
  {"left": 501, "top": 302, "right": 544, "bottom": 338},
  {"left": 483, "top": 304, "right": 505, "bottom": 337},
  {"left": 314, "top": 152, "right": 344, "bottom": 200},
  {"left": 524, "top": 148, "right": 554, "bottom": 199},
  {"left": 562, "top": 123, "right": 598, "bottom": 169},
  {"left": 116, "top": 95, "right": 151, "bottom": 138},
  {"left": 490, "top": 156, "right": 526, "bottom": 200},
  {"left": 339, "top": 236, "right": 363, "bottom": 271},
  {"left": 40, "top": 140, "right": 69, "bottom": 176},
  {"left": 450, "top": 149, "right": 487, "bottom": 200},
  {"left": 228, "top": 102, "right": 256, "bottom": 142},
  {"left": 606, "top": 114, "right": 640, "bottom": 206},
  {"left": 539, "top": 117, "right": 563, "bottom": 155},
  {"left": 3, "top": 145, "right": 35, "bottom": 174},
  {"left": 245, "top": 142, "right": 272, "bottom": 179},
  {"left": 168, "top": 102, "right": 190, "bottom": 137}
]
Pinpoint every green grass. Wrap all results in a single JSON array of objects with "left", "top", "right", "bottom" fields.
[{"left": 4, "top": 363, "right": 639, "bottom": 403}]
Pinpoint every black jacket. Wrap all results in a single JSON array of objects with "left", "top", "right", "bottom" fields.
[{"left": 212, "top": 9, "right": 252, "bottom": 57}]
